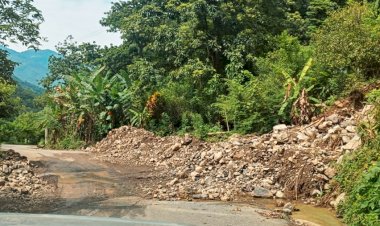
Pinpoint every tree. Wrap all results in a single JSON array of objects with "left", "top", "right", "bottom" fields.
[
  {"left": 0, "top": 0, "right": 44, "bottom": 120},
  {"left": 0, "top": 0, "right": 44, "bottom": 48},
  {"left": 0, "top": 49, "right": 16, "bottom": 81},
  {"left": 96, "top": 0, "right": 291, "bottom": 133},
  {"left": 285, "top": 0, "right": 346, "bottom": 42},
  {"left": 313, "top": 3, "right": 380, "bottom": 77},
  {"left": 41, "top": 36, "right": 102, "bottom": 89},
  {"left": 101, "top": 0, "right": 288, "bottom": 77},
  {"left": 0, "top": 79, "right": 21, "bottom": 118}
]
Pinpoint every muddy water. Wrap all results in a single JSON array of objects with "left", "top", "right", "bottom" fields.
[
  {"left": 292, "top": 204, "right": 344, "bottom": 226},
  {"left": 253, "top": 199, "right": 344, "bottom": 226}
]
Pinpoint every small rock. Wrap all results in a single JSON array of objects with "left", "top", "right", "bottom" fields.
[
  {"left": 311, "top": 189, "right": 322, "bottom": 196},
  {"left": 324, "top": 167, "right": 336, "bottom": 179},
  {"left": 190, "top": 171, "right": 199, "bottom": 181},
  {"left": 297, "top": 133, "right": 309, "bottom": 141},
  {"left": 295, "top": 219, "right": 321, "bottom": 226},
  {"left": 346, "top": 126, "right": 356, "bottom": 133},
  {"left": 214, "top": 152, "right": 223, "bottom": 162},
  {"left": 195, "top": 166, "right": 203, "bottom": 173},
  {"left": 316, "top": 174, "right": 330, "bottom": 181},
  {"left": 337, "top": 155, "right": 344, "bottom": 164},
  {"left": 233, "top": 151, "right": 244, "bottom": 160},
  {"left": 167, "top": 178, "right": 178, "bottom": 186},
  {"left": 342, "top": 135, "right": 361, "bottom": 150},
  {"left": 318, "top": 121, "right": 331, "bottom": 130},
  {"left": 334, "top": 100, "right": 345, "bottom": 108},
  {"left": 181, "top": 134, "right": 193, "bottom": 145},
  {"left": 273, "top": 124, "right": 287, "bottom": 132},
  {"left": 331, "top": 193, "right": 346, "bottom": 209},
  {"left": 252, "top": 187, "right": 273, "bottom": 198},
  {"left": 342, "top": 136, "right": 351, "bottom": 144},
  {"left": 192, "top": 194, "right": 208, "bottom": 199},
  {"left": 282, "top": 208, "right": 292, "bottom": 215},
  {"left": 273, "top": 133, "right": 289, "bottom": 143},
  {"left": 220, "top": 195, "right": 231, "bottom": 201},
  {"left": 283, "top": 202, "right": 294, "bottom": 211},
  {"left": 275, "top": 191, "right": 285, "bottom": 199},
  {"left": 2, "top": 165, "right": 10, "bottom": 174},
  {"left": 169, "top": 143, "right": 181, "bottom": 152},
  {"left": 326, "top": 114, "right": 340, "bottom": 124}
]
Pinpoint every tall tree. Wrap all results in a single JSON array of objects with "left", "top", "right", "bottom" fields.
[
  {"left": 0, "top": 0, "right": 44, "bottom": 48},
  {"left": 0, "top": 0, "right": 43, "bottom": 118},
  {"left": 41, "top": 36, "right": 102, "bottom": 89}
]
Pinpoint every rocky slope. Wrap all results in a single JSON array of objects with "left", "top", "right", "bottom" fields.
[
  {"left": 0, "top": 150, "right": 57, "bottom": 212},
  {"left": 89, "top": 103, "right": 371, "bottom": 208}
]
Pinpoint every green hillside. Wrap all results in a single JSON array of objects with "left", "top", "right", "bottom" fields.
[{"left": 0, "top": 46, "right": 57, "bottom": 86}]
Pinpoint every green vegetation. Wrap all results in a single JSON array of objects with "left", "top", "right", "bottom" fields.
[
  {"left": 336, "top": 89, "right": 380, "bottom": 226},
  {"left": 1, "top": 1, "right": 380, "bottom": 224},
  {"left": 0, "top": 0, "right": 45, "bottom": 144},
  {"left": 40, "top": 0, "right": 355, "bottom": 143},
  {"left": 22, "top": 1, "right": 376, "bottom": 147}
]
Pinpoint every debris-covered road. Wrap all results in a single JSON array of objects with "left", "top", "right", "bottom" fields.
[{"left": 0, "top": 144, "right": 289, "bottom": 226}]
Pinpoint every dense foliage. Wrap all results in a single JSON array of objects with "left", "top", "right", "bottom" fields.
[
  {"left": 42, "top": 0, "right": 367, "bottom": 144},
  {"left": 0, "top": 0, "right": 43, "bottom": 48},
  {"left": 0, "top": 0, "right": 44, "bottom": 143},
  {"left": 336, "top": 89, "right": 380, "bottom": 225}
]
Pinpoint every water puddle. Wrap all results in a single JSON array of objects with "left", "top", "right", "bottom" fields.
[
  {"left": 253, "top": 199, "right": 344, "bottom": 226},
  {"left": 292, "top": 204, "right": 344, "bottom": 226}
]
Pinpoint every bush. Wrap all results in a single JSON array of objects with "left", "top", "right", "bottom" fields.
[
  {"left": 0, "top": 113, "right": 43, "bottom": 145},
  {"left": 148, "top": 113, "right": 174, "bottom": 137},
  {"left": 336, "top": 88, "right": 380, "bottom": 225},
  {"left": 339, "top": 160, "right": 380, "bottom": 225},
  {"left": 54, "top": 135, "right": 85, "bottom": 150},
  {"left": 313, "top": 3, "right": 380, "bottom": 78},
  {"left": 178, "top": 112, "right": 221, "bottom": 140}
]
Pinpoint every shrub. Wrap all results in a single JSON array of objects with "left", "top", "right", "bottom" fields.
[
  {"left": 55, "top": 135, "right": 85, "bottom": 150},
  {"left": 336, "top": 88, "right": 380, "bottom": 225},
  {"left": 313, "top": 3, "right": 380, "bottom": 78},
  {"left": 340, "top": 161, "right": 380, "bottom": 226}
]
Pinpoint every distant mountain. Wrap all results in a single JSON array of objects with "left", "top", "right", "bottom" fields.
[
  {"left": 13, "top": 77, "right": 44, "bottom": 95},
  {"left": 1, "top": 46, "right": 58, "bottom": 86}
]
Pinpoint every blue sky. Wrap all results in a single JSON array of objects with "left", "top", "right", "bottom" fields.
[{"left": 8, "top": 0, "right": 122, "bottom": 51}]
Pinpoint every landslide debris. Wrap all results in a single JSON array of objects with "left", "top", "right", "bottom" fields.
[
  {"left": 0, "top": 149, "right": 58, "bottom": 212},
  {"left": 88, "top": 104, "right": 371, "bottom": 208}
]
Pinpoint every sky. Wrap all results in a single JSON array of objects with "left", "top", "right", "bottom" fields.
[{"left": 8, "top": 0, "right": 122, "bottom": 52}]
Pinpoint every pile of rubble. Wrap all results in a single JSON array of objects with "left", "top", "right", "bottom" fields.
[
  {"left": 0, "top": 150, "right": 57, "bottom": 211},
  {"left": 89, "top": 105, "right": 371, "bottom": 207}
]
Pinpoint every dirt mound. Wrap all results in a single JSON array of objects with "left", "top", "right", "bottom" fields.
[
  {"left": 0, "top": 149, "right": 58, "bottom": 212},
  {"left": 90, "top": 126, "right": 205, "bottom": 166},
  {"left": 88, "top": 104, "right": 370, "bottom": 207}
]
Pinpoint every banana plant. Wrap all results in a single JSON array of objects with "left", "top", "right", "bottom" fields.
[
  {"left": 49, "top": 66, "right": 134, "bottom": 143},
  {"left": 129, "top": 107, "right": 150, "bottom": 128},
  {"left": 279, "top": 58, "right": 319, "bottom": 124}
]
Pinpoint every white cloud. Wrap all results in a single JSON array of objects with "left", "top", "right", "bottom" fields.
[{"left": 8, "top": 0, "right": 122, "bottom": 51}]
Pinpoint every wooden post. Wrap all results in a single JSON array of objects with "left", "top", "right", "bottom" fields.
[{"left": 45, "top": 128, "right": 48, "bottom": 146}]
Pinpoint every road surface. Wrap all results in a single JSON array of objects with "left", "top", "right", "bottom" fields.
[{"left": 0, "top": 144, "right": 289, "bottom": 226}]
